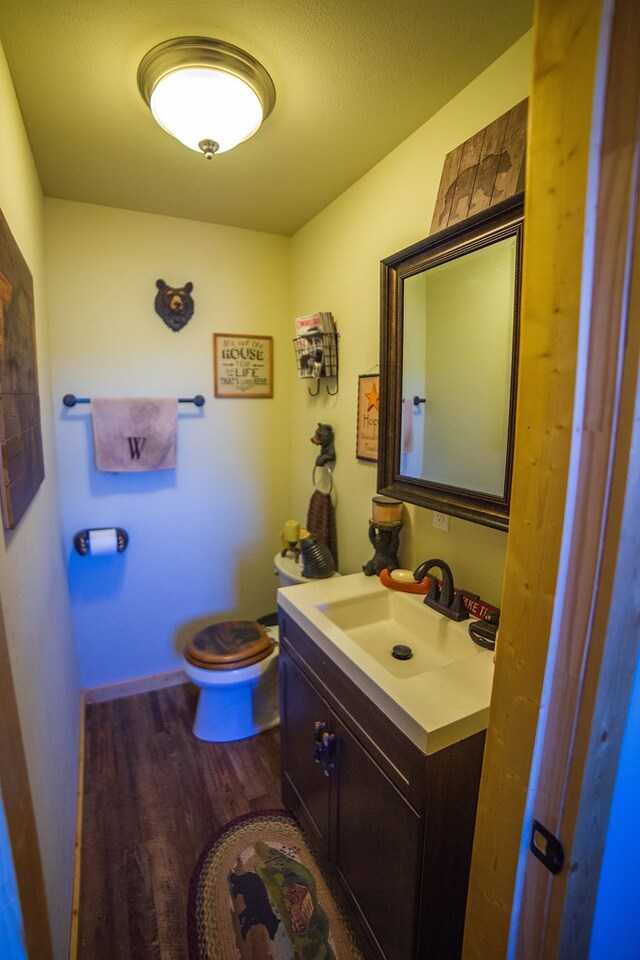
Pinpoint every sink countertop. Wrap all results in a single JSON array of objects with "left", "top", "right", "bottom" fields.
[{"left": 277, "top": 572, "right": 495, "bottom": 755}]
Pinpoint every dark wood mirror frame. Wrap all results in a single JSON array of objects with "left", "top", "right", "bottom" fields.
[{"left": 378, "top": 194, "right": 524, "bottom": 531}]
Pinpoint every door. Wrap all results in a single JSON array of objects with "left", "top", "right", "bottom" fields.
[
  {"left": 334, "top": 716, "right": 422, "bottom": 960},
  {"left": 464, "top": 1, "right": 640, "bottom": 956},
  {"left": 0, "top": 594, "right": 53, "bottom": 960},
  {"left": 279, "top": 647, "right": 332, "bottom": 856},
  {"left": 509, "top": 0, "right": 640, "bottom": 952},
  {"left": 0, "top": 793, "right": 27, "bottom": 960}
]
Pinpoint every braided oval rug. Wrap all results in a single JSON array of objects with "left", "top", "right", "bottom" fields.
[{"left": 188, "top": 810, "right": 364, "bottom": 960}]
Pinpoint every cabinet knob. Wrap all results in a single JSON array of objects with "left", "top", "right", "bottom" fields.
[{"left": 314, "top": 720, "right": 336, "bottom": 775}]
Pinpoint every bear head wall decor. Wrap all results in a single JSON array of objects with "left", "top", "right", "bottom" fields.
[{"left": 155, "top": 279, "right": 194, "bottom": 332}]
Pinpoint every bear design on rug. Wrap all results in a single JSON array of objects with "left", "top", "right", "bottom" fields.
[
  {"left": 154, "top": 279, "right": 194, "bottom": 332},
  {"left": 228, "top": 870, "right": 281, "bottom": 941}
]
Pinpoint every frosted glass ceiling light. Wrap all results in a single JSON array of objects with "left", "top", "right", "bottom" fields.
[{"left": 137, "top": 37, "right": 276, "bottom": 159}]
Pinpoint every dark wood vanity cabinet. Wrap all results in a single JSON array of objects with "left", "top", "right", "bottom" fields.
[{"left": 278, "top": 609, "right": 486, "bottom": 960}]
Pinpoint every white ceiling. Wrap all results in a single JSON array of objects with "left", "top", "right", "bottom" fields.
[{"left": 0, "top": 0, "right": 533, "bottom": 236}]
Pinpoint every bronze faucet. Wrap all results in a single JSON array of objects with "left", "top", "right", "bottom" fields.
[{"left": 412, "top": 558, "right": 469, "bottom": 621}]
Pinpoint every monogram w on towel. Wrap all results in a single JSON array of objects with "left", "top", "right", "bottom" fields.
[{"left": 91, "top": 398, "right": 177, "bottom": 472}]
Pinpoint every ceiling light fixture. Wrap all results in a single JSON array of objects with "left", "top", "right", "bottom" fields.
[{"left": 137, "top": 37, "right": 276, "bottom": 160}]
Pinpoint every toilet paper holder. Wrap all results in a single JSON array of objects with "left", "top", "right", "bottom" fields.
[{"left": 73, "top": 528, "right": 129, "bottom": 556}]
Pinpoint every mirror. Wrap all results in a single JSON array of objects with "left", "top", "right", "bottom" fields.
[{"left": 378, "top": 196, "right": 523, "bottom": 530}]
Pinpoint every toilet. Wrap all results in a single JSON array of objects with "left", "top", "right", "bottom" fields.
[{"left": 183, "top": 552, "right": 316, "bottom": 742}]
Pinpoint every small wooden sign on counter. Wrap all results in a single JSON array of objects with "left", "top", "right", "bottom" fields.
[{"left": 213, "top": 334, "right": 273, "bottom": 398}]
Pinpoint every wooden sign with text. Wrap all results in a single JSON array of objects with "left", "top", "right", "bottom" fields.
[
  {"left": 213, "top": 334, "right": 273, "bottom": 398},
  {"left": 356, "top": 374, "right": 379, "bottom": 461}
]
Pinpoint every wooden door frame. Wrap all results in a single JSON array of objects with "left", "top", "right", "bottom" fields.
[
  {"left": 512, "top": 0, "right": 640, "bottom": 952},
  {"left": 0, "top": 593, "right": 54, "bottom": 960},
  {"left": 464, "top": 0, "right": 640, "bottom": 956}
]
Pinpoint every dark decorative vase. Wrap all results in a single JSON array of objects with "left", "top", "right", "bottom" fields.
[{"left": 299, "top": 535, "right": 335, "bottom": 579}]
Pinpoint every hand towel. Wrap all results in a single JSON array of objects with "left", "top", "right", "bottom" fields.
[
  {"left": 306, "top": 489, "right": 338, "bottom": 570},
  {"left": 402, "top": 398, "right": 414, "bottom": 453},
  {"left": 91, "top": 398, "right": 177, "bottom": 472}
]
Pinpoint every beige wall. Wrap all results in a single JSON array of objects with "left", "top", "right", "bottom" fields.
[
  {"left": 289, "top": 31, "right": 532, "bottom": 606},
  {"left": 0, "top": 41, "right": 80, "bottom": 960},
  {"left": 45, "top": 200, "right": 291, "bottom": 687}
]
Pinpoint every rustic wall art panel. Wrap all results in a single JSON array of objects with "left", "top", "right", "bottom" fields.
[
  {"left": 430, "top": 98, "right": 528, "bottom": 234},
  {"left": 0, "top": 207, "right": 45, "bottom": 529}
]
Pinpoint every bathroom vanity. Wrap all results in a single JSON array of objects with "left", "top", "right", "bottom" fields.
[{"left": 277, "top": 574, "right": 494, "bottom": 960}]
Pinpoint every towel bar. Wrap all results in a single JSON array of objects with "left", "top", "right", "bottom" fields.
[{"left": 63, "top": 393, "right": 205, "bottom": 407}]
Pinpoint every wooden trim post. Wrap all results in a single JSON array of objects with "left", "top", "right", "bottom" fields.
[
  {"left": 513, "top": 0, "right": 640, "bottom": 952},
  {"left": 0, "top": 595, "right": 54, "bottom": 959},
  {"left": 462, "top": 1, "right": 604, "bottom": 956}
]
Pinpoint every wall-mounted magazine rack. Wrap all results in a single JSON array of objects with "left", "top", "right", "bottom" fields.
[
  {"left": 293, "top": 332, "right": 339, "bottom": 395},
  {"left": 293, "top": 312, "right": 339, "bottom": 396}
]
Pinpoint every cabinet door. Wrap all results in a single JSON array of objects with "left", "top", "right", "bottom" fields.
[
  {"left": 334, "top": 717, "right": 422, "bottom": 960},
  {"left": 279, "top": 648, "right": 332, "bottom": 857}
]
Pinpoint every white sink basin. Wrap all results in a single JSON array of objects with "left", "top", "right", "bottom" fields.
[
  {"left": 320, "top": 589, "right": 477, "bottom": 678},
  {"left": 278, "top": 572, "right": 494, "bottom": 754}
]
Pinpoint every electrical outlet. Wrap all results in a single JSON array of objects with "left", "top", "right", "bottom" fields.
[{"left": 432, "top": 511, "right": 450, "bottom": 531}]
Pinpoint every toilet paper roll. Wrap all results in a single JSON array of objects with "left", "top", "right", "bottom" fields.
[{"left": 88, "top": 528, "right": 118, "bottom": 556}]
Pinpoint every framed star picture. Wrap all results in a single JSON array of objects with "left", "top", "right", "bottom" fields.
[{"left": 356, "top": 374, "right": 380, "bottom": 461}]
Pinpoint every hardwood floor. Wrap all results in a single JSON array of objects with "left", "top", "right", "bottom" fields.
[{"left": 78, "top": 682, "right": 282, "bottom": 960}]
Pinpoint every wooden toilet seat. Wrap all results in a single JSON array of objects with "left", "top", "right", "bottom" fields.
[{"left": 185, "top": 620, "right": 275, "bottom": 671}]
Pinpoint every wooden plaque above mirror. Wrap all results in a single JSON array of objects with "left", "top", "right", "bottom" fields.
[{"left": 378, "top": 195, "right": 524, "bottom": 531}]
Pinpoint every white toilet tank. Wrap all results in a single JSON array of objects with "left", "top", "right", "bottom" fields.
[
  {"left": 273, "top": 552, "right": 307, "bottom": 586},
  {"left": 273, "top": 552, "right": 341, "bottom": 586}
]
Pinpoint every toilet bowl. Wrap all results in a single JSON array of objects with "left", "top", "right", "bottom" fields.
[
  {"left": 184, "top": 646, "right": 280, "bottom": 742},
  {"left": 183, "top": 619, "right": 279, "bottom": 742},
  {"left": 184, "top": 552, "right": 333, "bottom": 742}
]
